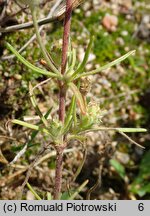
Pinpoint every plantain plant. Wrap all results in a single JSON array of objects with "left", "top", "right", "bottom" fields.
[{"left": 6, "top": 0, "right": 146, "bottom": 199}]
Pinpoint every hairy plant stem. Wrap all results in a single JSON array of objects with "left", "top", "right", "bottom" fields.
[
  {"left": 54, "top": 0, "right": 73, "bottom": 200},
  {"left": 53, "top": 144, "right": 66, "bottom": 199},
  {"left": 31, "top": 8, "right": 59, "bottom": 75}
]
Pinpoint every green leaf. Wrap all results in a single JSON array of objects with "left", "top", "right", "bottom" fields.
[
  {"left": 75, "top": 50, "right": 136, "bottom": 79},
  {"left": 6, "top": 42, "right": 60, "bottom": 78},
  {"left": 67, "top": 48, "right": 77, "bottom": 73},
  {"left": 60, "top": 191, "right": 72, "bottom": 200},
  {"left": 63, "top": 96, "right": 76, "bottom": 134},
  {"left": 130, "top": 182, "right": 150, "bottom": 197},
  {"left": 68, "top": 179, "right": 89, "bottom": 200},
  {"left": 29, "top": 82, "right": 48, "bottom": 127},
  {"left": 81, "top": 127, "right": 147, "bottom": 133},
  {"left": 110, "top": 159, "right": 126, "bottom": 180},
  {"left": 116, "top": 128, "right": 147, "bottom": 133},
  {"left": 69, "top": 82, "right": 87, "bottom": 115},
  {"left": 47, "top": 192, "right": 52, "bottom": 200},
  {"left": 72, "top": 36, "right": 94, "bottom": 78},
  {"left": 27, "top": 183, "right": 42, "bottom": 200},
  {"left": 129, "top": 151, "right": 150, "bottom": 197},
  {"left": 140, "top": 151, "right": 150, "bottom": 176},
  {"left": 73, "top": 148, "right": 87, "bottom": 181},
  {"left": 78, "top": 116, "right": 94, "bottom": 133},
  {"left": 48, "top": 119, "right": 63, "bottom": 139},
  {"left": 12, "top": 119, "right": 39, "bottom": 130},
  {"left": 71, "top": 48, "right": 77, "bottom": 71},
  {"left": 12, "top": 119, "right": 50, "bottom": 134},
  {"left": 81, "top": 127, "right": 146, "bottom": 148},
  {"left": 27, "top": 107, "right": 52, "bottom": 147}
]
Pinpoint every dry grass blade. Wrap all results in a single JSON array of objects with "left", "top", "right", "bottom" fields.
[
  {"left": 86, "top": 165, "right": 103, "bottom": 200},
  {"left": 0, "top": 0, "right": 85, "bottom": 33},
  {"left": 117, "top": 131, "right": 145, "bottom": 149},
  {"left": 0, "top": 148, "right": 75, "bottom": 187}
]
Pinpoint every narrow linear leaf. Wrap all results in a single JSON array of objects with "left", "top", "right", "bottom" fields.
[
  {"left": 68, "top": 179, "right": 89, "bottom": 200},
  {"left": 63, "top": 96, "right": 76, "bottom": 134},
  {"left": 6, "top": 43, "right": 60, "bottom": 78},
  {"left": 116, "top": 128, "right": 147, "bottom": 133},
  {"left": 73, "top": 101, "right": 77, "bottom": 127},
  {"left": 12, "top": 119, "right": 50, "bottom": 134},
  {"left": 80, "top": 127, "right": 147, "bottom": 148},
  {"left": 73, "top": 81, "right": 80, "bottom": 126},
  {"left": 27, "top": 183, "right": 42, "bottom": 200},
  {"left": 12, "top": 119, "right": 39, "bottom": 130},
  {"left": 110, "top": 159, "right": 126, "bottom": 180},
  {"left": 73, "top": 148, "right": 87, "bottom": 181},
  {"left": 75, "top": 50, "right": 135, "bottom": 79},
  {"left": 31, "top": 8, "right": 60, "bottom": 75},
  {"left": 47, "top": 192, "right": 52, "bottom": 200},
  {"left": 69, "top": 82, "right": 86, "bottom": 115},
  {"left": 67, "top": 44, "right": 76, "bottom": 72},
  {"left": 27, "top": 107, "right": 52, "bottom": 147},
  {"left": 71, "top": 48, "right": 77, "bottom": 70},
  {"left": 73, "top": 36, "right": 94, "bottom": 78},
  {"left": 81, "top": 127, "right": 147, "bottom": 133},
  {"left": 67, "top": 38, "right": 73, "bottom": 66},
  {"left": 29, "top": 82, "right": 48, "bottom": 127},
  {"left": 86, "top": 165, "right": 102, "bottom": 200},
  {"left": 80, "top": 127, "right": 146, "bottom": 148}
]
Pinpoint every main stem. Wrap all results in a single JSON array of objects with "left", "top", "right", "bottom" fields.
[
  {"left": 59, "top": 0, "right": 73, "bottom": 123},
  {"left": 54, "top": 0, "right": 73, "bottom": 200}
]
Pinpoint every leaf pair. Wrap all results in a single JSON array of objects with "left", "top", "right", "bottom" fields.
[{"left": 69, "top": 36, "right": 135, "bottom": 81}]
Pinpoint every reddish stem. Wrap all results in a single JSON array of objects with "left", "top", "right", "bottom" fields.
[
  {"left": 61, "top": 0, "right": 73, "bottom": 76},
  {"left": 53, "top": 145, "right": 66, "bottom": 200},
  {"left": 59, "top": 0, "right": 73, "bottom": 123},
  {"left": 54, "top": 0, "right": 73, "bottom": 200}
]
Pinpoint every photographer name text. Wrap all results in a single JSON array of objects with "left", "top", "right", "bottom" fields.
[{"left": 19, "top": 202, "right": 117, "bottom": 212}]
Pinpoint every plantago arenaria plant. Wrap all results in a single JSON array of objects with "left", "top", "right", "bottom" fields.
[{"left": 6, "top": 0, "right": 147, "bottom": 199}]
